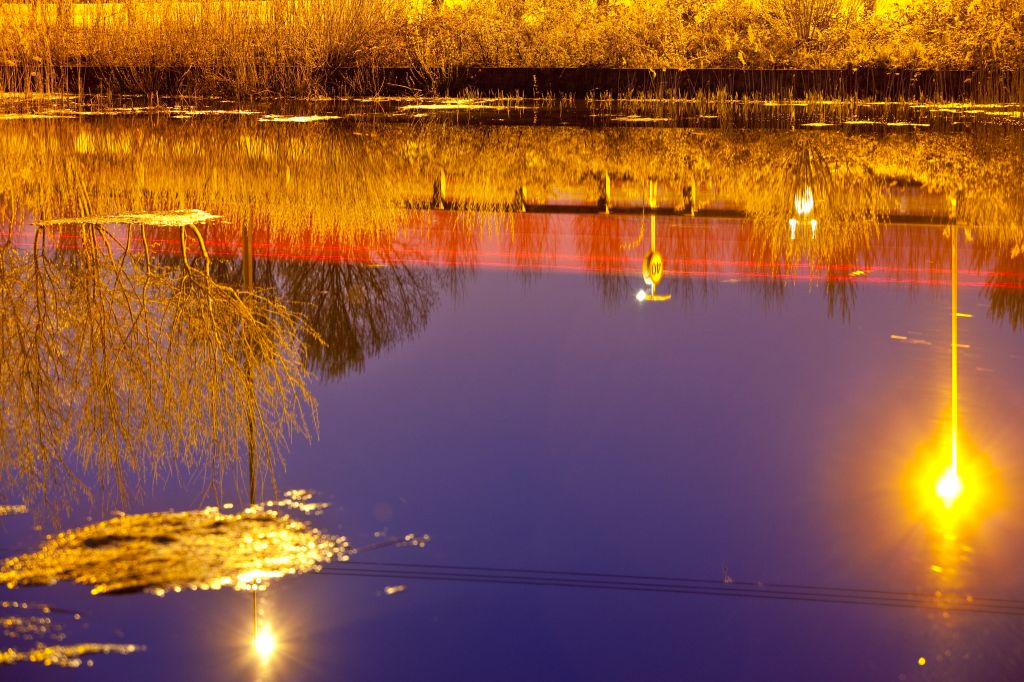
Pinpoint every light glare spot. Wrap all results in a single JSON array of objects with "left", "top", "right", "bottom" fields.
[
  {"left": 254, "top": 626, "right": 276, "bottom": 666},
  {"left": 936, "top": 466, "right": 963, "bottom": 508}
]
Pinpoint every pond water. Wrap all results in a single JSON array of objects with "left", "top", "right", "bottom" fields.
[{"left": 1, "top": 99, "right": 1024, "bottom": 680}]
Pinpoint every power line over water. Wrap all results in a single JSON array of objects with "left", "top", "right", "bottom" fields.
[{"left": 318, "top": 560, "right": 1024, "bottom": 618}]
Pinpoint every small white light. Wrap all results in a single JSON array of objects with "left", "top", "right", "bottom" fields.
[{"left": 636, "top": 290, "right": 647, "bottom": 302}]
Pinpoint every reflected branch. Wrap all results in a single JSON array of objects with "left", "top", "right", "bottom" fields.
[{"left": 0, "top": 221, "right": 318, "bottom": 517}]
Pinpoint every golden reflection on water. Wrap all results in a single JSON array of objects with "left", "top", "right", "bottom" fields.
[
  {"left": 1, "top": 114, "right": 1022, "bottom": 332},
  {"left": 0, "top": 640, "right": 142, "bottom": 667},
  {"left": 0, "top": 491, "right": 349, "bottom": 596},
  {"left": 1, "top": 114, "right": 1021, "bottom": 248},
  {"left": 895, "top": 222, "right": 1009, "bottom": 672},
  {"left": 0, "top": 599, "right": 142, "bottom": 668}
]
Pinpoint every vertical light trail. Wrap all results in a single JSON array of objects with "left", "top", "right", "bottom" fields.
[
  {"left": 951, "top": 224, "right": 958, "bottom": 476},
  {"left": 936, "top": 214, "right": 963, "bottom": 507}
]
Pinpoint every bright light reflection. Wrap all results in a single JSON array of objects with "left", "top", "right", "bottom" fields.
[
  {"left": 635, "top": 289, "right": 647, "bottom": 302},
  {"left": 254, "top": 625, "right": 276, "bottom": 666},
  {"left": 794, "top": 186, "right": 814, "bottom": 215},
  {"left": 939, "top": 223, "right": 962, "bottom": 510},
  {"left": 936, "top": 466, "right": 964, "bottom": 508}
]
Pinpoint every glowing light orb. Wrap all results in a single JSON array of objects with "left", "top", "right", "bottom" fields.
[
  {"left": 635, "top": 290, "right": 647, "bottom": 302},
  {"left": 936, "top": 466, "right": 963, "bottom": 508},
  {"left": 254, "top": 626, "right": 276, "bottom": 665}
]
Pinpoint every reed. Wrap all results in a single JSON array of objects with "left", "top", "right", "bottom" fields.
[
  {"left": 0, "top": 0, "right": 1021, "bottom": 96},
  {"left": 1, "top": 114, "right": 1021, "bottom": 245}
]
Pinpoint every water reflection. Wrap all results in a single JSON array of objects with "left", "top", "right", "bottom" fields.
[
  {"left": 0, "top": 600, "right": 141, "bottom": 667},
  {"left": 1, "top": 107, "right": 1023, "bottom": 677},
  {"left": 2, "top": 114, "right": 1022, "bottom": 324},
  {"left": 0, "top": 491, "right": 346, "bottom": 595},
  {"left": 0, "top": 220, "right": 317, "bottom": 515}
]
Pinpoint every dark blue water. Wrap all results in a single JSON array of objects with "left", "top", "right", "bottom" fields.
[
  {"left": 2, "top": 107, "right": 1024, "bottom": 681},
  {"left": 6, "top": 255, "right": 1024, "bottom": 681}
]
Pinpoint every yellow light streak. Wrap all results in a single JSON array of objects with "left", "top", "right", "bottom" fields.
[
  {"left": 950, "top": 222, "right": 958, "bottom": 476},
  {"left": 937, "top": 221, "right": 961, "bottom": 507}
]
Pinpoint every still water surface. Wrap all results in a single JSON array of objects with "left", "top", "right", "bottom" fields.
[{"left": 1, "top": 100, "right": 1023, "bottom": 680}]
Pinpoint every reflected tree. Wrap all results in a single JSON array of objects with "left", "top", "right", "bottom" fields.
[
  {"left": 982, "top": 249, "right": 1024, "bottom": 330},
  {"left": 0, "top": 218, "right": 317, "bottom": 515},
  {"left": 272, "top": 245, "right": 440, "bottom": 379}
]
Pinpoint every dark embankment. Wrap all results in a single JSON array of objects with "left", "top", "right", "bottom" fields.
[{"left": 4, "top": 65, "right": 1024, "bottom": 101}]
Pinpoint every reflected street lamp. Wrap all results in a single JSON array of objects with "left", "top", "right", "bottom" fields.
[
  {"left": 636, "top": 182, "right": 671, "bottom": 303},
  {"left": 788, "top": 184, "right": 818, "bottom": 241}
]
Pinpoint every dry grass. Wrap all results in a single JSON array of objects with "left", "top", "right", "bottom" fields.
[
  {"left": 1, "top": 113, "right": 1021, "bottom": 245},
  {"left": 0, "top": 0, "right": 1022, "bottom": 95},
  {"left": 0, "top": 113, "right": 1021, "bottom": 347}
]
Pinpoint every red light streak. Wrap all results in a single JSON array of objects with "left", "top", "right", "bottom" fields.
[{"left": 6, "top": 227, "right": 1024, "bottom": 289}]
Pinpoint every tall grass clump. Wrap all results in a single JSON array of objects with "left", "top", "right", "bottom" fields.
[{"left": 1, "top": 0, "right": 1022, "bottom": 96}]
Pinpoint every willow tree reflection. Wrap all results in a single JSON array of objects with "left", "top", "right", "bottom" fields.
[
  {"left": 984, "top": 251, "right": 1024, "bottom": 330},
  {"left": 0, "top": 218, "right": 317, "bottom": 514}
]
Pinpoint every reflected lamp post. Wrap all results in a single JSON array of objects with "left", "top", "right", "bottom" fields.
[
  {"left": 636, "top": 181, "right": 671, "bottom": 303},
  {"left": 788, "top": 148, "right": 823, "bottom": 242},
  {"left": 937, "top": 197, "right": 964, "bottom": 507},
  {"left": 788, "top": 184, "right": 818, "bottom": 241}
]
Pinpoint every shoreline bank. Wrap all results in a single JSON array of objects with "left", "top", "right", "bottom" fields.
[{"left": 4, "top": 66, "right": 1023, "bottom": 102}]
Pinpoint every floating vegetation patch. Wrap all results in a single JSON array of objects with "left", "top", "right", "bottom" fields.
[
  {"left": 1, "top": 600, "right": 141, "bottom": 668},
  {"left": 38, "top": 208, "right": 220, "bottom": 227},
  {"left": 0, "top": 493, "right": 349, "bottom": 596},
  {"left": 0, "top": 113, "right": 74, "bottom": 120},
  {"left": 610, "top": 115, "right": 671, "bottom": 123},
  {"left": 398, "top": 100, "right": 508, "bottom": 112},
  {"left": 0, "top": 642, "right": 141, "bottom": 667},
  {"left": 258, "top": 115, "right": 343, "bottom": 123},
  {"left": 263, "top": 489, "right": 330, "bottom": 516},
  {"left": 170, "top": 109, "right": 260, "bottom": 118}
]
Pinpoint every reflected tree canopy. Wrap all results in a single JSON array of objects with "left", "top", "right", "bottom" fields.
[
  {"left": 0, "top": 219, "right": 317, "bottom": 513},
  {"left": 1, "top": 114, "right": 1022, "bottom": 383},
  {"left": 273, "top": 251, "right": 440, "bottom": 379}
]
